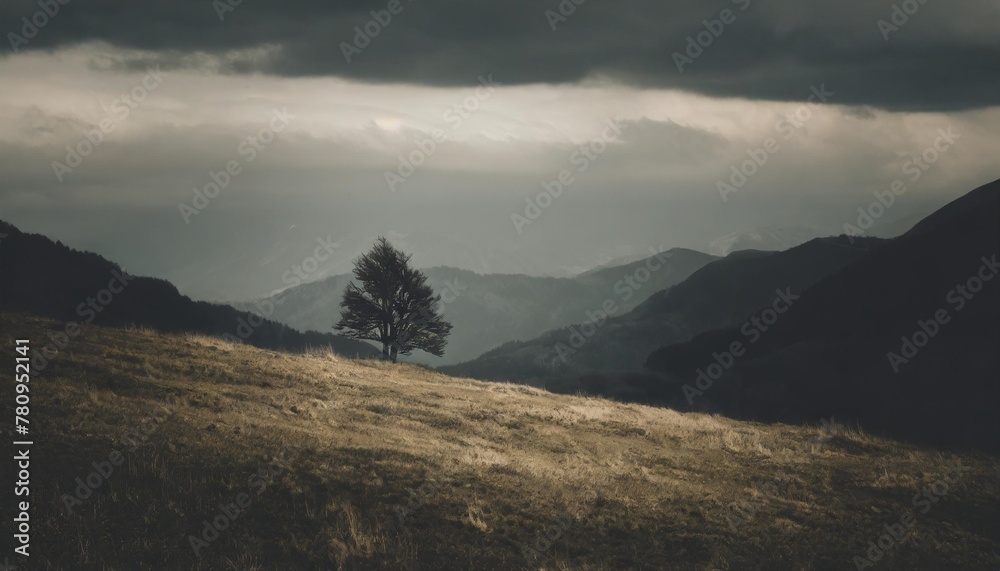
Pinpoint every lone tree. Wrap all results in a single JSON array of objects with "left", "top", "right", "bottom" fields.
[{"left": 334, "top": 237, "right": 452, "bottom": 362}]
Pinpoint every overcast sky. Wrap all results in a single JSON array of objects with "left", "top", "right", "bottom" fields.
[{"left": 2, "top": 0, "right": 999, "bottom": 300}]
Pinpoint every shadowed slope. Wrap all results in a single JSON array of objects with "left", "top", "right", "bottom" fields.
[{"left": 4, "top": 313, "right": 997, "bottom": 569}]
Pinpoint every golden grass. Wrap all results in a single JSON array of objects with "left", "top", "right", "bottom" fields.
[{"left": 2, "top": 313, "right": 998, "bottom": 570}]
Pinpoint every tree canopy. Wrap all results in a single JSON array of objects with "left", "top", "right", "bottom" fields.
[{"left": 334, "top": 237, "right": 452, "bottom": 362}]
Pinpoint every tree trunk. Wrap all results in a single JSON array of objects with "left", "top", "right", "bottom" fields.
[
  {"left": 390, "top": 345, "right": 398, "bottom": 363},
  {"left": 381, "top": 342, "right": 390, "bottom": 360}
]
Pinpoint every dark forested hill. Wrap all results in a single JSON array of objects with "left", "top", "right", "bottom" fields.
[
  {"left": 647, "top": 179, "right": 1000, "bottom": 449},
  {"left": 0, "top": 221, "right": 380, "bottom": 358}
]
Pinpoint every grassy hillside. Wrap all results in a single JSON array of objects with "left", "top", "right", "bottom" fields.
[{"left": 3, "top": 313, "right": 998, "bottom": 570}]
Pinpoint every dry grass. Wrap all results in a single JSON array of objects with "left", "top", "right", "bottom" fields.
[{"left": 3, "top": 313, "right": 998, "bottom": 570}]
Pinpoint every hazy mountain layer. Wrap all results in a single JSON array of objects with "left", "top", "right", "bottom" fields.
[
  {"left": 236, "top": 249, "right": 718, "bottom": 365},
  {"left": 443, "top": 237, "right": 875, "bottom": 382}
]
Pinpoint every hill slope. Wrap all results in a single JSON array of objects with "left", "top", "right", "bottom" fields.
[
  {"left": 0, "top": 220, "right": 379, "bottom": 358},
  {"left": 648, "top": 179, "right": 1000, "bottom": 450},
  {"left": 3, "top": 314, "right": 998, "bottom": 569}
]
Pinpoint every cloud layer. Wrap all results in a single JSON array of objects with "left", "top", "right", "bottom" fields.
[
  {"left": 2, "top": 3, "right": 999, "bottom": 301},
  {"left": 4, "top": 0, "right": 999, "bottom": 110}
]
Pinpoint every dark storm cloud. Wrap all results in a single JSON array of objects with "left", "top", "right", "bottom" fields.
[{"left": 3, "top": 0, "right": 998, "bottom": 110}]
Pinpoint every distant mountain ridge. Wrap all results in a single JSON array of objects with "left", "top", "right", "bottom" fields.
[
  {"left": 443, "top": 236, "right": 878, "bottom": 384},
  {"left": 707, "top": 225, "right": 817, "bottom": 256},
  {"left": 647, "top": 178, "right": 1000, "bottom": 449},
  {"left": 236, "top": 248, "right": 719, "bottom": 365},
  {"left": 0, "top": 221, "right": 380, "bottom": 359},
  {"left": 444, "top": 178, "right": 1000, "bottom": 450}
]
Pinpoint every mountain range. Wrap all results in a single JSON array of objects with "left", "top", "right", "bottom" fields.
[
  {"left": 1, "top": 179, "right": 996, "bottom": 450},
  {"left": 446, "top": 179, "right": 1000, "bottom": 449},
  {"left": 234, "top": 248, "right": 718, "bottom": 365},
  {"left": 442, "top": 236, "right": 879, "bottom": 387},
  {"left": 647, "top": 179, "right": 1000, "bottom": 449}
]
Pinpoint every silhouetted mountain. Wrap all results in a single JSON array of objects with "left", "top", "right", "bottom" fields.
[
  {"left": 647, "top": 179, "right": 1000, "bottom": 450},
  {"left": 575, "top": 250, "right": 674, "bottom": 277},
  {"left": 904, "top": 179, "right": 1000, "bottom": 236},
  {"left": 235, "top": 249, "right": 718, "bottom": 365},
  {"left": 706, "top": 225, "right": 817, "bottom": 256},
  {"left": 444, "top": 236, "right": 877, "bottom": 385},
  {"left": 0, "top": 221, "right": 380, "bottom": 358}
]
